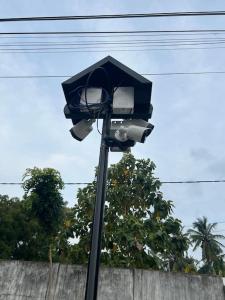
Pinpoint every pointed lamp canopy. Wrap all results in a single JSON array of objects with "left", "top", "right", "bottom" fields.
[{"left": 62, "top": 56, "right": 153, "bottom": 124}]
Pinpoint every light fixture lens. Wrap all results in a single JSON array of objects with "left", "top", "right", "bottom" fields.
[
  {"left": 115, "top": 126, "right": 128, "bottom": 142},
  {"left": 70, "top": 119, "right": 95, "bottom": 141},
  {"left": 111, "top": 119, "right": 154, "bottom": 144},
  {"left": 112, "top": 87, "right": 134, "bottom": 114},
  {"left": 79, "top": 88, "right": 102, "bottom": 112}
]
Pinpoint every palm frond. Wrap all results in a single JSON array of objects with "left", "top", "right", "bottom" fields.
[{"left": 212, "top": 234, "right": 225, "bottom": 240}]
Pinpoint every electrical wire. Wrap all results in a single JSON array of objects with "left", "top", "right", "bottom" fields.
[
  {"left": 85, "top": 67, "right": 113, "bottom": 134},
  {"left": 84, "top": 67, "right": 111, "bottom": 117},
  {"left": 2, "top": 11, "right": 225, "bottom": 23},
  {"left": 1, "top": 180, "right": 225, "bottom": 185},
  {"left": 161, "top": 180, "right": 225, "bottom": 184},
  {"left": 2, "top": 29, "right": 225, "bottom": 36},
  {"left": 3, "top": 30, "right": 225, "bottom": 41},
  {"left": 3, "top": 37, "right": 225, "bottom": 47},
  {"left": 2, "top": 45, "right": 225, "bottom": 53},
  {"left": 68, "top": 86, "right": 111, "bottom": 117},
  {"left": 4, "top": 39, "right": 225, "bottom": 50},
  {"left": 2, "top": 71, "right": 225, "bottom": 79},
  {"left": 1, "top": 181, "right": 225, "bottom": 230},
  {"left": 67, "top": 67, "right": 112, "bottom": 132},
  {"left": 2, "top": 32, "right": 225, "bottom": 55},
  {"left": 142, "top": 71, "right": 225, "bottom": 76}
]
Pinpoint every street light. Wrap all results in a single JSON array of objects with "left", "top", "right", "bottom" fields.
[
  {"left": 112, "top": 119, "right": 154, "bottom": 143},
  {"left": 70, "top": 119, "right": 96, "bottom": 141},
  {"left": 62, "top": 56, "right": 153, "bottom": 300}
]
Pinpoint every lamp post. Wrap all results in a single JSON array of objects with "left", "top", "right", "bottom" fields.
[
  {"left": 84, "top": 111, "right": 111, "bottom": 300},
  {"left": 62, "top": 56, "right": 153, "bottom": 300}
]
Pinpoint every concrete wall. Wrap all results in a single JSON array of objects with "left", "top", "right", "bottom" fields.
[{"left": 0, "top": 260, "right": 224, "bottom": 300}]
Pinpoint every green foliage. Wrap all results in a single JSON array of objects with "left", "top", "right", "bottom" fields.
[
  {"left": 71, "top": 154, "right": 190, "bottom": 270},
  {"left": 22, "top": 167, "right": 67, "bottom": 268},
  {"left": 188, "top": 216, "right": 225, "bottom": 275},
  {"left": 22, "top": 167, "right": 64, "bottom": 236},
  {"left": 0, "top": 195, "right": 25, "bottom": 259},
  {"left": 2, "top": 160, "right": 223, "bottom": 275},
  {"left": 0, "top": 194, "right": 47, "bottom": 261},
  {"left": 0, "top": 169, "right": 72, "bottom": 263},
  {"left": 53, "top": 207, "right": 75, "bottom": 263}
]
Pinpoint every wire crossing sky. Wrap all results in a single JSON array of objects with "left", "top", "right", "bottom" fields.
[
  {"left": 2, "top": 71, "right": 225, "bottom": 78},
  {"left": 2, "top": 10, "right": 225, "bottom": 22},
  {"left": 1, "top": 179, "right": 225, "bottom": 185},
  {"left": 2, "top": 29, "right": 225, "bottom": 35}
]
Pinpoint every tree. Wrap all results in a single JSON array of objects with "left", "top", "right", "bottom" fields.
[
  {"left": 0, "top": 195, "right": 25, "bottom": 259},
  {"left": 70, "top": 154, "right": 190, "bottom": 270},
  {"left": 212, "top": 252, "right": 225, "bottom": 276},
  {"left": 188, "top": 216, "right": 225, "bottom": 274},
  {"left": 22, "top": 167, "right": 65, "bottom": 258},
  {"left": 0, "top": 194, "right": 45, "bottom": 261},
  {"left": 22, "top": 167, "right": 66, "bottom": 298},
  {"left": 53, "top": 206, "right": 75, "bottom": 263},
  {"left": 22, "top": 168, "right": 65, "bottom": 234}
]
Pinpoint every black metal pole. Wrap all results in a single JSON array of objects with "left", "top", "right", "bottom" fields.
[{"left": 84, "top": 111, "right": 111, "bottom": 300}]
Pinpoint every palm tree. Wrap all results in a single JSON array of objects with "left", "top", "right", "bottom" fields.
[{"left": 188, "top": 216, "right": 225, "bottom": 273}]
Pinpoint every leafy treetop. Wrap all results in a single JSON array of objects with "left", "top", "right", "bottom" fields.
[{"left": 71, "top": 153, "right": 189, "bottom": 270}]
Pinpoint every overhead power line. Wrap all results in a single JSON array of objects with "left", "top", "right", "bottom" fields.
[
  {"left": 0, "top": 182, "right": 88, "bottom": 185},
  {"left": 2, "top": 41, "right": 225, "bottom": 49},
  {"left": 2, "top": 37, "right": 225, "bottom": 46},
  {"left": 1, "top": 180, "right": 225, "bottom": 185},
  {"left": 143, "top": 71, "right": 225, "bottom": 76},
  {"left": 1, "top": 29, "right": 225, "bottom": 36},
  {"left": 3, "top": 30, "right": 225, "bottom": 53},
  {"left": 1, "top": 71, "right": 225, "bottom": 79},
  {"left": 161, "top": 180, "right": 225, "bottom": 184},
  {"left": 2, "top": 34, "right": 225, "bottom": 53},
  {"left": 1, "top": 11, "right": 225, "bottom": 23},
  {"left": 1, "top": 45, "right": 225, "bottom": 53}
]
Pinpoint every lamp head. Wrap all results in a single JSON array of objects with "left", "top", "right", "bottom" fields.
[
  {"left": 70, "top": 119, "right": 95, "bottom": 141},
  {"left": 110, "top": 119, "right": 154, "bottom": 145},
  {"left": 126, "top": 124, "right": 153, "bottom": 143},
  {"left": 62, "top": 56, "right": 153, "bottom": 121}
]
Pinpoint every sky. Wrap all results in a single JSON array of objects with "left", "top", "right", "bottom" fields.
[{"left": 1, "top": 0, "right": 225, "bottom": 238}]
